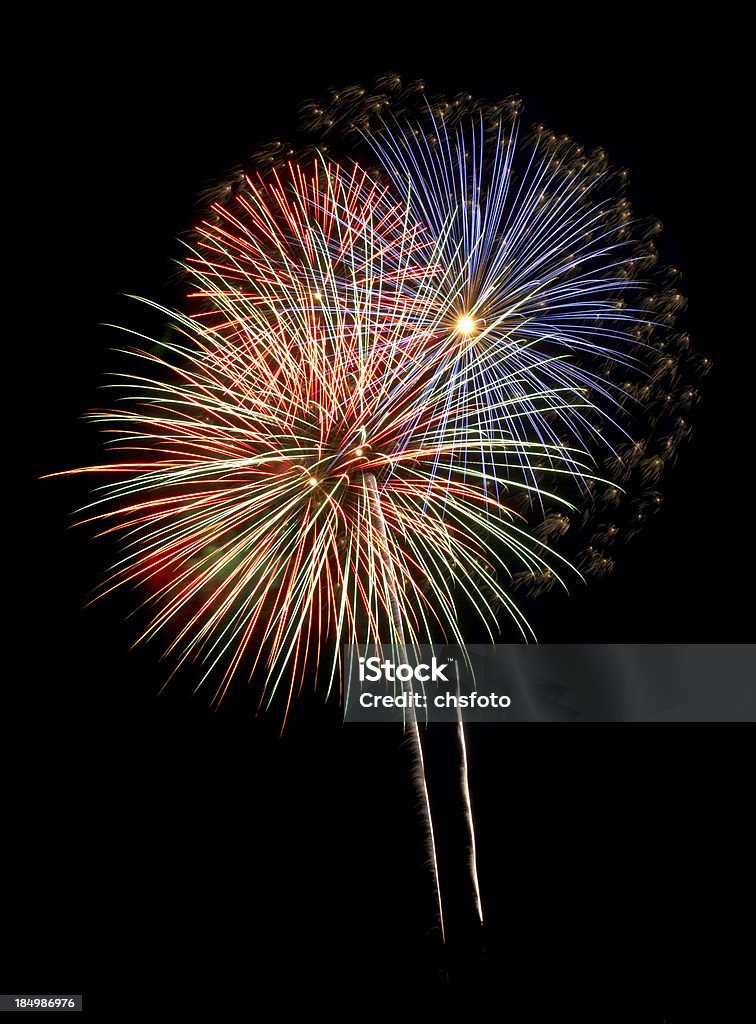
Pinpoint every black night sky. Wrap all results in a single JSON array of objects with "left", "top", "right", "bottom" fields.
[{"left": 8, "top": 12, "right": 751, "bottom": 1022}]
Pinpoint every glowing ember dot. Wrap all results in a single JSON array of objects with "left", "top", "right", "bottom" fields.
[
  {"left": 308, "top": 477, "right": 318, "bottom": 487},
  {"left": 355, "top": 448, "right": 363, "bottom": 456},
  {"left": 313, "top": 291, "right": 322, "bottom": 301},
  {"left": 456, "top": 314, "right": 477, "bottom": 336}
]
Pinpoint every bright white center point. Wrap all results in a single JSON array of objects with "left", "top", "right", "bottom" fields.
[{"left": 456, "top": 314, "right": 477, "bottom": 336}]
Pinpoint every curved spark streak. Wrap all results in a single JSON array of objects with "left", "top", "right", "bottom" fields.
[{"left": 457, "top": 716, "right": 483, "bottom": 925}]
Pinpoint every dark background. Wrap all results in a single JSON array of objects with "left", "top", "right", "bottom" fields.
[{"left": 7, "top": 12, "right": 751, "bottom": 1022}]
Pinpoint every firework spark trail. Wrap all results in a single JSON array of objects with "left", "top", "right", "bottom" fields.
[
  {"left": 365, "top": 470, "right": 445, "bottom": 943},
  {"left": 456, "top": 713, "right": 483, "bottom": 925},
  {"left": 449, "top": 616, "right": 483, "bottom": 929}
]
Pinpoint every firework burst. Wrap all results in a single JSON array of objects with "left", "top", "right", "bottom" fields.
[
  {"left": 55, "top": 79, "right": 701, "bottom": 946},
  {"left": 288, "top": 79, "right": 700, "bottom": 596},
  {"left": 67, "top": 158, "right": 589, "bottom": 715}
]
